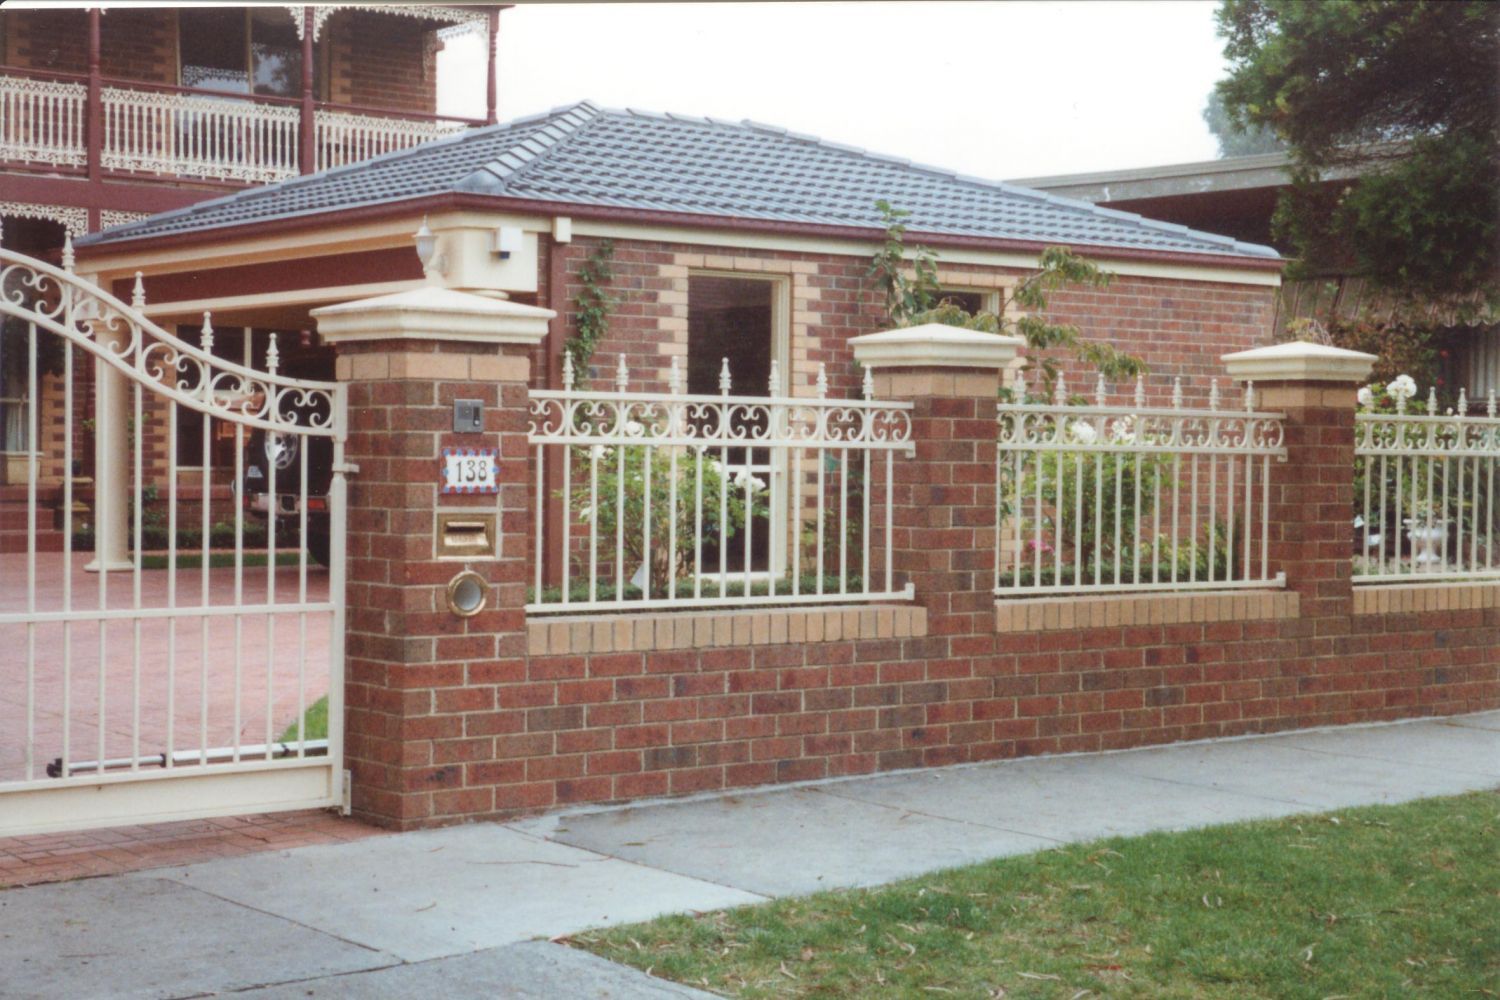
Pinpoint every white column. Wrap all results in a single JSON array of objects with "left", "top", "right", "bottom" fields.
[{"left": 85, "top": 313, "right": 133, "bottom": 572}]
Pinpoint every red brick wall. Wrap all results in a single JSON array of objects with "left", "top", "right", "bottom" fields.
[
  {"left": 546, "top": 237, "right": 1277, "bottom": 406},
  {"left": 326, "top": 10, "right": 437, "bottom": 112},
  {"left": 469, "top": 604, "right": 1495, "bottom": 814}
]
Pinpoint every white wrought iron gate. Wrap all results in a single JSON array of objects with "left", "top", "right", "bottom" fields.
[{"left": 0, "top": 244, "right": 347, "bottom": 836}]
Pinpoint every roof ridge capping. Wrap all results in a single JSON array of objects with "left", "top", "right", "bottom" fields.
[{"left": 453, "top": 100, "right": 606, "bottom": 195}]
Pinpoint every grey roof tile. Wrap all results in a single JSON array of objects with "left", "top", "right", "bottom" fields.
[{"left": 79, "top": 101, "right": 1279, "bottom": 260}]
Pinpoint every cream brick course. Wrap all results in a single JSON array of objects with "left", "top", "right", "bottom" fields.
[{"left": 996, "top": 590, "right": 1302, "bottom": 633}]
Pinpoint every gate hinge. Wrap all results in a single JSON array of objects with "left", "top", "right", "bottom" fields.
[{"left": 333, "top": 461, "right": 361, "bottom": 476}]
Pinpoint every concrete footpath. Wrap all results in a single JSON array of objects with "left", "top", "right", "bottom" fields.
[{"left": 2, "top": 713, "right": 1496, "bottom": 999}]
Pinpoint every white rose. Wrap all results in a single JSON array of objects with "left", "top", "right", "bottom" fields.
[
  {"left": 624, "top": 420, "right": 645, "bottom": 437},
  {"left": 590, "top": 444, "right": 610, "bottom": 460},
  {"left": 1109, "top": 416, "right": 1136, "bottom": 445},
  {"left": 1386, "top": 374, "right": 1417, "bottom": 399},
  {"left": 578, "top": 505, "right": 593, "bottom": 523},
  {"left": 1356, "top": 386, "right": 1375, "bottom": 408},
  {"left": 1068, "top": 420, "right": 1098, "bottom": 445}
]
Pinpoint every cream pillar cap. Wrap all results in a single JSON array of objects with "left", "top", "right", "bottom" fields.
[
  {"left": 1221, "top": 341, "right": 1377, "bottom": 383},
  {"left": 312, "top": 285, "right": 555, "bottom": 346},
  {"left": 850, "top": 323, "right": 1025, "bottom": 370}
]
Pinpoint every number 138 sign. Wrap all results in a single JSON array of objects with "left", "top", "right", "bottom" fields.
[{"left": 441, "top": 448, "right": 499, "bottom": 494}]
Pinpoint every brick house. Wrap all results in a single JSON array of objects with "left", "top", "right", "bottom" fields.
[
  {"left": 0, "top": 3, "right": 503, "bottom": 508},
  {"left": 7, "top": 100, "right": 1498, "bottom": 835},
  {"left": 46, "top": 101, "right": 1284, "bottom": 552},
  {"left": 1013, "top": 152, "right": 1500, "bottom": 400}
]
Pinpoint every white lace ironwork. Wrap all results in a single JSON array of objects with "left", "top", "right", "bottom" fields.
[
  {"left": 98, "top": 210, "right": 152, "bottom": 231},
  {"left": 0, "top": 245, "right": 340, "bottom": 437},
  {"left": 101, "top": 86, "right": 301, "bottom": 183},
  {"left": 0, "top": 202, "right": 89, "bottom": 239},
  {"left": 0, "top": 74, "right": 87, "bottom": 168},
  {"left": 314, "top": 108, "right": 468, "bottom": 172},
  {"left": 288, "top": 4, "right": 489, "bottom": 42}
]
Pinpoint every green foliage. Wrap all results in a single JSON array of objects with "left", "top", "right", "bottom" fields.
[
  {"left": 579, "top": 793, "right": 1500, "bottom": 999},
  {"left": 1031, "top": 443, "right": 1172, "bottom": 584},
  {"left": 1202, "top": 88, "right": 1287, "bottom": 158},
  {"left": 867, "top": 200, "right": 939, "bottom": 324},
  {"left": 1287, "top": 312, "right": 1440, "bottom": 391},
  {"left": 565, "top": 240, "right": 616, "bottom": 384},
  {"left": 565, "top": 442, "right": 769, "bottom": 596},
  {"left": 871, "top": 207, "right": 1146, "bottom": 396},
  {"left": 1215, "top": 0, "right": 1500, "bottom": 300}
]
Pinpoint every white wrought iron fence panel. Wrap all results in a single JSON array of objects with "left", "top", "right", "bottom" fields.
[
  {"left": 0, "top": 241, "right": 346, "bottom": 835},
  {"left": 102, "top": 85, "right": 300, "bottom": 183},
  {"left": 314, "top": 108, "right": 467, "bottom": 172},
  {"left": 996, "top": 373, "right": 1287, "bottom": 596},
  {"left": 0, "top": 74, "right": 87, "bottom": 168},
  {"left": 1354, "top": 385, "right": 1500, "bottom": 583},
  {"left": 528, "top": 355, "right": 915, "bottom": 613}
]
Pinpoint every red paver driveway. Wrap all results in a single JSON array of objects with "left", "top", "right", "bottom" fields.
[{"left": 1, "top": 552, "right": 332, "bottom": 784}]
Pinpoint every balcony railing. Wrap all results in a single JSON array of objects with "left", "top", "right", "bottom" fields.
[{"left": 0, "top": 70, "right": 480, "bottom": 187}]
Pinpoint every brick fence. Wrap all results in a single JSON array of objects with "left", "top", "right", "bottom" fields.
[{"left": 316, "top": 291, "right": 1500, "bottom": 830}]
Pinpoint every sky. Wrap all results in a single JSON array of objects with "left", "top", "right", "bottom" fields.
[{"left": 438, "top": 1, "right": 1231, "bottom": 181}]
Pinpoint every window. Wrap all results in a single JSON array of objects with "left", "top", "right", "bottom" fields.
[
  {"left": 178, "top": 9, "right": 302, "bottom": 98},
  {"left": 687, "top": 275, "right": 784, "bottom": 575},
  {"left": 931, "top": 289, "right": 998, "bottom": 315},
  {"left": 0, "top": 322, "right": 29, "bottom": 454},
  {"left": 1450, "top": 326, "right": 1500, "bottom": 404}
]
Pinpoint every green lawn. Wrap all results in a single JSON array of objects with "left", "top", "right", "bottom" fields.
[
  {"left": 572, "top": 792, "right": 1499, "bottom": 999},
  {"left": 276, "top": 695, "right": 328, "bottom": 744}
]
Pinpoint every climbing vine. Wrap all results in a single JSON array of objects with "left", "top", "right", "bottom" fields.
[{"left": 564, "top": 240, "right": 616, "bottom": 384}]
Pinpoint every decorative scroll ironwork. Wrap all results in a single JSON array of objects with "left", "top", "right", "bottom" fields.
[
  {"left": 1354, "top": 385, "right": 1500, "bottom": 582},
  {"left": 527, "top": 356, "right": 914, "bottom": 615},
  {"left": 0, "top": 244, "right": 339, "bottom": 435},
  {"left": 995, "top": 373, "right": 1287, "bottom": 596}
]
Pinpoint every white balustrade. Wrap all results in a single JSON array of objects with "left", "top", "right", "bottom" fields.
[
  {"left": 101, "top": 86, "right": 300, "bottom": 183},
  {"left": 1355, "top": 381, "right": 1500, "bottom": 582},
  {"left": 527, "top": 357, "right": 915, "bottom": 613},
  {"left": 314, "top": 108, "right": 466, "bottom": 172},
  {"left": 0, "top": 74, "right": 87, "bottom": 168},
  {"left": 996, "top": 373, "right": 1287, "bottom": 595}
]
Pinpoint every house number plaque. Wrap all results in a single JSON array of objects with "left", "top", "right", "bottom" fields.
[{"left": 441, "top": 448, "right": 499, "bottom": 494}]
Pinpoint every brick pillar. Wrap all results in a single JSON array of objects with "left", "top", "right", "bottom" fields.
[
  {"left": 1223, "top": 343, "right": 1376, "bottom": 621},
  {"left": 851, "top": 325, "right": 1024, "bottom": 637},
  {"left": 313, "top": 286, "right": 554, "bottom": 829}
]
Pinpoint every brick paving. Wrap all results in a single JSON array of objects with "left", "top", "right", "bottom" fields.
[
  {"left": 1, "top": 553, "right": 332, "bottom": 783},
  {"left": 0, "top": 808, "right": 383, "bottom": 889}
]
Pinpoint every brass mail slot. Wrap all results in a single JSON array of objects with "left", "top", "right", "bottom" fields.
[{"left": 436, "top": 512, "right": 496, "bottom": 559}]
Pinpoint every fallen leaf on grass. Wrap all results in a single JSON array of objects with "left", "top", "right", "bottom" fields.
[{"left": 779, "top": 961, "right": 798, "bottom": 980}]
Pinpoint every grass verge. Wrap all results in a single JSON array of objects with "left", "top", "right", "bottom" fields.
[
  {"left": 573, "top": 792, "right": 1498, "bottom": 999},
  {"left": 275, "top": 695, "right": 328, "bottom": 743}
]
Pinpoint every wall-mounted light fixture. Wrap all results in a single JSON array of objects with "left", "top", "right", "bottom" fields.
[
  {"left": 413, "top": 217, "right": 445, "bottom": 280},
  {"left": 493, "top": 225, "right": 523, "bottom": 259}
]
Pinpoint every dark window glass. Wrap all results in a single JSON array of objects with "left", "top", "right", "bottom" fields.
[
  {"left": 250, "top": 8, "right": 301, "bottom": 97},
  {"left": 934, "top": 290, "right": 986, "bottom": 314},
  {"left": 179, "top": 9, "right": 248, "bottom": 94}
]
